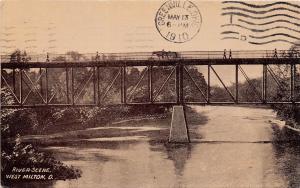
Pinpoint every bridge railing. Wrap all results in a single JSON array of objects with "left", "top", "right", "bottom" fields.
[{"left": 1, "top": 50, "right": 299, "bottom": 63}]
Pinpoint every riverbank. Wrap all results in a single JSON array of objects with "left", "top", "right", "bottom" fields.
[
  {"left": 269, "top": 119, "right": 300, "bottom": 143},
  {"left": 14, "top": 106, "right": 207, "bottom": 147},
  {"left": 9, "top": 105, "right": 299, "bottom": 188},
  {"left": 37, "top": 105, "right": 170, "bottom": 135},
  {"left": 1, "top": 105, "right": 170, "bottom": 186}
]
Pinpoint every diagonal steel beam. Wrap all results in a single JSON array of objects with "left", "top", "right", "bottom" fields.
[
  {"left": 127, "top": 67, "right": 148, "bottom": 101},
  {"left": 210, "top": 65, "right": 235, "bottom": 101},
  {"left": 72, "top": 67, "right": 94, "bottom": 97},
  {"left": 100, "top": 68, "right": 121, "bottom": 103},
  {"left": 74, "top": 71, "right": 94, "bottom": 103},
  {"left": 183, "top": 66, "right": 208, "bottom": 102},
  {"left": 267, "top": 65, "right": 287, "bottom": 92},
  {"left": 153, "top": 67, "right": 175, "bottom": 101},
  {"left": 22, "top": 70, "right": 46, "bottom": 104},
  {"left": 22, "top": 69, "right": 45, "bottom": 102},
  {"left": 48, "top": 82, "right": 69, "bottom": 103},
  {"left": 238, "top": 65, "right": 263, "bottom": 101},
  {"left": 1, "top": 74, "right": 21, "bottom": 103}
]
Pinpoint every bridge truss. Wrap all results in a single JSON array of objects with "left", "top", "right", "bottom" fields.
[{"left": 1, "top": 51, "right": 300, "bottom": 108}]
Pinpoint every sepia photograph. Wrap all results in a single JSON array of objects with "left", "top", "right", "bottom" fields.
[{"left": 1, "top": 0, "right": 300, "bottom": 187}]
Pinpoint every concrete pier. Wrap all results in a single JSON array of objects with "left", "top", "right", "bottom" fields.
[{"left": 169, "top": 105, "right": 190, "bottom": 143}]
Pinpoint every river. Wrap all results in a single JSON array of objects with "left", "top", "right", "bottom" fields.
[{"left": 15, "top": 106, "right": 300, "bottom": 188}]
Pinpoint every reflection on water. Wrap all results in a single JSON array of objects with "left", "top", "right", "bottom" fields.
[
  {"left": 84, "top": 135, "right": 148, "bottom": 142},
  {"left": 7, "top": 106, "right": 300, "bottom": 188},
  {"left": 164, "top": 143, "right": 192, "bottom": 188},
  {"left": 165, "top": 144, "right": 192, "bottom": 176}
]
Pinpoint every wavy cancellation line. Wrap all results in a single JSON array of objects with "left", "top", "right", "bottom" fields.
[
  {"left": 221, "top": 31, "right": 300, "bottom": 41},
  {"left": 221, "top": 36, "right": 239, "bottom": 40},
  {"left": 222, "top": 12, "right": 300, "bottom": 21},
  {"left": 238, "top": 19, "right": 300, "bottom": 27},
  {"left": 249, "top": 33, "right": 300, "bottom": 41},
  {"left": 222, "top": 7, "right": 300, "bottom": 15},
  {"left": 222, "top": 1, "right": 300, "bottom": 9},
  {"left": 221, "top": 31, "right": 239, "bottom": 35},
  {"left": 220, "top": 31, "right": 239, "bottom": 40},
  {"left": 248, "top": 39, "right": 300, "bottom": 46},
  {"left": 221, "top": 24, "right": 300, "bottom": 34}
]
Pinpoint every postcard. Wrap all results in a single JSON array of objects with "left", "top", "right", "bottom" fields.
[{"left": 1, "top": 0, "right": 300, "bottom": 188}]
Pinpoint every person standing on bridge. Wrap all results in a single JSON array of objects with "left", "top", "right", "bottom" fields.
[
  {"left": 223, "top": 49, "right": 227, "bottom": 59},
  {"left": 274, "top": 48, "right": 278, "bottom": 58},
  {"left": 229, "top": 49, "right": 232, "bottom": 59},
  {"left": 95, "top": 51, "right": 100, "bottom": 61},
  {"left": 46, "top": 53, "right": 50, "bottom": 62},
  {"left": 162, "top": 49, "right": 166, "bottom": 59}
]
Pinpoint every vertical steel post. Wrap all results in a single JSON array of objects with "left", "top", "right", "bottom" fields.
[
  {"left": 207, "top": 64, "right": 211, "bottom": 104},
  {"left": 121, "top": 67, "right": 123, "bottom": 103},
  {"left": 262, "top": 65, "right": 265, "bottom": 102},
  {"left": 148, "top": 65, "right": 153, "bottom": 103},
  {"left": 12, "top": 69, "right": 16, "bottom": 93},
  {"left": 121, "top": 66, "right": 126, "bottom": 104},
  {"left": 175, "top": 64, "right": 180, "bottom": 104},
  {"left": 66, "top": 68, "right": 70, "bottom": 104},
  {"left": 20, "top": 69, "right": 23, "bottom": 105},
  {"left": 71, "top": 67, "right": 74, "bottom": 105},
  {"left": 180, "top": 64, "right": 184, "bottom": 104},
  {"left": 291, "top": 63, "right": 295, "bottom": 103},
  {"left": 235, "top": 64, "right": 239, "bottom": 103},
  {"left": 40, "top": 68, "right": 43, "bottom": 95},
  {"left": 262, "top": 64, "right": 267, "bottom": 103},
  {"left": 97, "top": 67, "right": 100, "bottom": 105},
  {"left": 93, "top": 67, "right": 96, "bottom": 105},
  {"left": 45, "top": 68, "right": 48, "bottom": 104}
]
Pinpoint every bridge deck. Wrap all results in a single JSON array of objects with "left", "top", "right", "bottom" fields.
[
  {"left": 1, "top": 58, "right": 299, "bottom": 69},
  {"left": 1, "top": 49, "right": 299, "bottom": 66}
]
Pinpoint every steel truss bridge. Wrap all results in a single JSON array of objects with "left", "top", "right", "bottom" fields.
[{"left": 1, "top": 50, "right": 300, "bottom": 108}]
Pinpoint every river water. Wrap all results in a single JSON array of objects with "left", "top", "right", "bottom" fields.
[{"left": 16, "top": 106, "right": 300, "bottom": 188}]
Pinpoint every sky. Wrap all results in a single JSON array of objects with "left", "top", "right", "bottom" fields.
[
  {"left": 0, "top": 0, "right": 299, "bottom": 85},
  {"left": 1, "top": 0, "right": 298, "bottom": 54}
]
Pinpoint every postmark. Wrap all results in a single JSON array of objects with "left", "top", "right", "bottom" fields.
[
  {"left": 155, "top": 0, "right": 202, "bottom": 43},
  {"left": 220, "top": 1, "right": 300, "bottom": 46}
]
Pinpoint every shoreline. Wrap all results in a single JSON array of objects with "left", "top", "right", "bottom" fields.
[
  {"left": 2, "top": 113, "right": 170, "bottom": 144},
  {"left": 285, "top": 124, "right": 300, "bottom": 135},
  {"left": 269, "top": 119, "right": 300, "bottom": 137}
]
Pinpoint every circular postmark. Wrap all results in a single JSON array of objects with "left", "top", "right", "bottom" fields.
[{"left": 155, "top": 0, "right": 202, "bottom": 43}]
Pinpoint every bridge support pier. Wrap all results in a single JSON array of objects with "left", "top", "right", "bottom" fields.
[{"left": 169, "top": 105, "right": 190, "bottom": 143}]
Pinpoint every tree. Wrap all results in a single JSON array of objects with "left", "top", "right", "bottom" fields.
[{"left": 66, "top": 51, "right": 83, "bottom": 61}]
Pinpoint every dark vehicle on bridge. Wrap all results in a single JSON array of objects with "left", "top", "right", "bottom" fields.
[
  {"left": 9, "top": 50, "right": 31, "bottom": 63},
  {"left": 151, "top": 50, "right": 180, "bottom": 59}
]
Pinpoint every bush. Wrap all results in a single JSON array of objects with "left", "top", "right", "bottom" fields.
[{"left": 1, "top": 135, "right": 81, "bottom": 185}]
